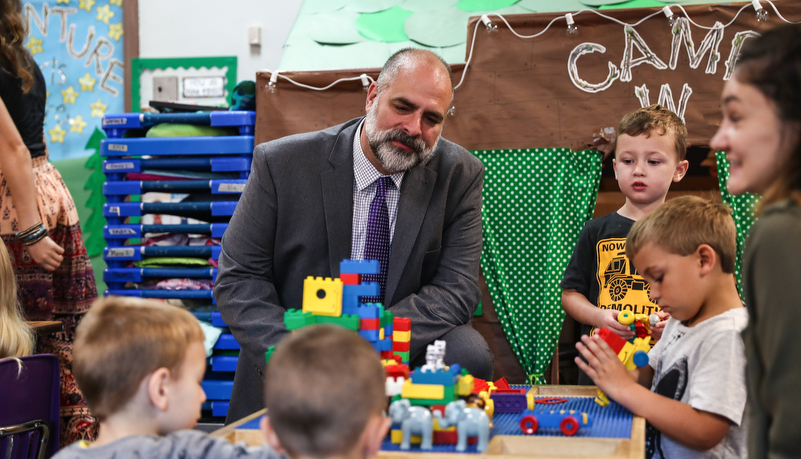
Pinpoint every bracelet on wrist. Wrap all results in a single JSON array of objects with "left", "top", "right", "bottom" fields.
[
  {"left": 16, "top": 221, "right": 45, "bottom": 240},
  {"left": 23, "top": 230, "right": 48, "bottom": 246}
]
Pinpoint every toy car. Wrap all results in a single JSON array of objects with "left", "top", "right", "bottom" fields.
[{"left": 518, "top": 409, "right": 592, "bottom": 436}]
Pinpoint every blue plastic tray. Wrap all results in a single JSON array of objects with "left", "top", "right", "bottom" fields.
[
  {"left": 103, "top": 245, "right": 221, "bottom": 261},
  {"left": 101, "top": 136, "right": 254, "bottom": 157},
  {"left": 103, "top": 157, "right": 252, "bottom": 174},
  {"left": 102, "top": 111, "right": 255, "bottom": 137},
  {"left": 105, "top": 289, "right": 215, "bottom": 301},
  {"left": 103, "top": 223, "right": 228, "bottom": 239},
  {"left": 211, "top": 356, "right": 238, "bottom": 372},
  {"left": 103, "top": 267, "right": 217, "bottom": 283},
  {"left": 103, "top": 179, "right": 246, "bottom": 196},
  {"left": 103, "top": 201, "right": 237, "bottom": 217}
]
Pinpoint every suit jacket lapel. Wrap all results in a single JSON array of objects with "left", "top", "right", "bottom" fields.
[
  {"left": 385, "top": 163, "right": 437, "bottom": 306},
  {"left": 321, "top": 121, "right": 358, "bottom": 277}
]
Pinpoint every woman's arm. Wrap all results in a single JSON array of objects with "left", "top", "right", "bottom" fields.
[{"left": 0, "top": 96, "right": 63, "bottom": 271}]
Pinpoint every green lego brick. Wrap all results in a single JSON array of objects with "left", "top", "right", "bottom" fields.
[
  {"left": 381, "top": 309, "right": 394, "bottom": 326},
  {"left": 395, "top": 350, "right": 410, "bottom": 363},
  {"left": 314, "top": 314, "right": 360, "bottom": 330},
  {"left": 475, "top": 300, "right": 483, "bottom": 317},
  {"left": 284, "top": 309, "right": 315, "bottom": 330},
  {"left": 265, "top": 346, "right": 277, "bottom": 364},
  {"left": 407, "top": 385, "right": 455, "bottom": 406}
]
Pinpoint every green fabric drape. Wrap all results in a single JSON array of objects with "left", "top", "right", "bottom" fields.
[
  {"left": 715, "top": 151, "right": 760, "bottom": 293},
  {"left": 474, "top": 148, "right": 603, "bottom": 384}
]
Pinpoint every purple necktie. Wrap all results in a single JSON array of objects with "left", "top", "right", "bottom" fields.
[{"left": 362, "top": 176, "right": 393, "bottom": 304}]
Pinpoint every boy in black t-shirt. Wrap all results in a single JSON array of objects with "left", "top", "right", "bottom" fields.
[{"left": 561, "top": 105, "right": 689, "bottom": 384}]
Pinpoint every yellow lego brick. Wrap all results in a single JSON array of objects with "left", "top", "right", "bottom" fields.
[
  {"left": 380, "top": 328, "right": 385, "bottom": 340},
  {"left": 390, "top": 430, "right": 422, "bottom": 444},
  {"left": 457, "top": 374, "right": 474, "bottom": 396},
  {"left": 595, "top": 388, "right": 610, "bottom": 407},
  {"left": 401, "top": 380, "right": 445, "bottom": 400},
  {"left": 433, "top": 418, "right": 455, "bottom": 432},
  {"left": 393, "top": 330, "right": 411, "bottom": 342},
  {"left": 302, "top": 277, "right": 343, "bottom": 317}
]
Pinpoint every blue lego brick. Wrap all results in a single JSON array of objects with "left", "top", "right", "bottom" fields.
[
  {"left": 384, "top": 324, "right": 393, "bottom": 336},
  {"left": 377, "top": 338, "right": 393, "bottom": 351},
  {"left": 210, "top": 356, "right": 238, "bottom": 372},
  {"left": 449, "top": 364, "right": 462, "bottom": 376},
  {"left": 411, "top": 368, "right": 456, "bottom": 386},
  {"left": 212, "top": 401, "right": 230, "bottom": 417},
  {"left": 359, "top": 329, "right": 380, "bottom": 341},
  {"left": 340, "top": 259, "right": 380, "bottom": 275},
  {"left": 214, "top": 334, "right": 240, "bottom": 350},
  {"left": 342, "top": 296, "right": 359, "bottom": 316},
  {"left": 357, "top": 304, "right": 381, "bottom": 319},
  {"left": 202, "top": 380, "right": 234, "bottom": 400},
  {"left": 342, "top": 283, "right": 380, "bottom": 315}
]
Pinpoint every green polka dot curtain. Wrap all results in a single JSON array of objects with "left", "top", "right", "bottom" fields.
[
  {"left": 473, "top": 148, "right": 603, "bottom": 384},
  {"left": 715, "top": 151, "right": 760, "bottom": 293}
]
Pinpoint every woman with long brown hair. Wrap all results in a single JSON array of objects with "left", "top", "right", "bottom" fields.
[
  {"left": 1, "top": 0, "right": 98, "bottom": 445},
  {"left": 711, "top": 23, "right": 801, "bottom": 458}
]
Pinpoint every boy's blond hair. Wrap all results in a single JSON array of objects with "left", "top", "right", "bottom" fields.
[
  {"left": 616, "top": 104, "right": 688, "bottom": 161},
  {"left": 264, "top": 325, "right": 386, "bottom": 458},
  {"left": 73, "top": 297, "right": 204, "bottom": 421},
  {"left": 626, "top": 196, "right": 736, "bottom": 273}
]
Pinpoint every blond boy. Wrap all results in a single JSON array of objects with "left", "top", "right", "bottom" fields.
[
  {"left": 261, "top": 324, "right": 391, "bottom": 459},
  {"left": 54, "top": 297, "right": 281, "bottom": 459},
  {"left": 561, "top": 105, "right": 689, "bottom": 384},
  {"left": 577, "top": 196, "right": 747, "bottom": 458}
]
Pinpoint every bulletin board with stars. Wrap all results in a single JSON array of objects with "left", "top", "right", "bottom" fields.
[{"left": 24, "top": 0, "right": 124, "bottom": 161}]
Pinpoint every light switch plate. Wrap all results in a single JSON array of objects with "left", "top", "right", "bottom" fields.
[{"left": 153, "top": 76, "right": 178, "bottom": 101}]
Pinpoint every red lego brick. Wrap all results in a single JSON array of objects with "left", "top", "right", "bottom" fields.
[
  {"left": 380, "top": 350, "right": 395, "bottom": 359},
  {"left": 473, "top": 378, "right": 489, "bottom": 393},
  {"left": 393, "top": 340, "right": 410, "bottom": 352},
  {"left": 393, "top": 317, "right": 411, "bottom": 332},
  {"left": 433, "top": 431, "right": 478, "bottom": 445},
  {"left": 340, "top": 273, "right": 361, "bottom": 285},
  {"left": 494, "top": 388, "right": 527, "bottom": 394},
  {"left": 385, "top": 364, "right": 410, "bottom": 379},
  {"left": 494, "top": 377, "right": 511, "bottom": 390},
  {"left": 597, "top": 327, "right": 627, "bottom": 355},
  {"left": 360, "top": 318, "right": 380, "bottom": 330}
]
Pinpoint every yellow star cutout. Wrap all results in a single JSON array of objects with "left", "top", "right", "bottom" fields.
[
  {"left": 78, "top": 73, "right": 97, "bottom": 91},
  {"left": 90, "top": 99, "right": 108, "bottom": 118},
  {"left": 79, "top": 0, "right": 95, "bottom": 12},
  {"left": 61, "top": 86, "right": 79, "bottom": 105},
  {"left": 25, "top": 36, "right": 43, "bottom": 55},
  {"left": 57, "top": 0, "right": 69, "bottom": 4},
  {"left": 109, "top": 0, "right": 122, "bottom": 5},
  {"left": 108, "top": 22, "right": 123, "bottom": 41},
  {"left": 96, "top": 4, "right": 114, "bottom": 24},
  {"left": 70, "top": 115, "right": 88, "bottom": 134},
  {"left": 49, "top": 125, "right": 67, "bottom": 144}
]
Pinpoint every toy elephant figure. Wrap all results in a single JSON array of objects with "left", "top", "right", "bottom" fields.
[
  {"left": 436, "top": 399, "right": 491, "bottom": 452},
  {"left": 388, "top": 399, "right": 434, "bottom": 450}
]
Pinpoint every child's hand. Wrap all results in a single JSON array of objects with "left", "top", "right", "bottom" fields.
[
  {"left": 598, "top": 309, "right": 634, "bottom": 340},
  {"left": 650, "top": 311, "right": 670, "bottom": 341},
  {"left": 575, "top": 334, "right": 636, "bottom": 399}
]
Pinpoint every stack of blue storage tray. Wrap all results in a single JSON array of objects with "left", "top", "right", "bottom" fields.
[{"left": 101, "top": 111, "right": 254, "bottom": 423}]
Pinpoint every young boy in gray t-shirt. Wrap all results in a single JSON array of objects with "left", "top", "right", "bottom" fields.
[{"left": 576, "top": 196, "right": 747, "bottom": 458}]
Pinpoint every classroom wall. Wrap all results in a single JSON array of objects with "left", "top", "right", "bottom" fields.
[{"left": 137, "top": 0, "right": 304, "bottom": 83}]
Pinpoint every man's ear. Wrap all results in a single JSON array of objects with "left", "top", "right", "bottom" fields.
[
  {"left": 146, "top": 368, "right": 171, "bottom": 412},
  {"left": 696, "top": 244, "right": 717, "bottom": 276},
  {"left": 261, "top": 416, "right": 287, "bottom": 455},
  {"left": 365, "top": 82, "right": 379, "bottom": 113},
  {"left": 362, "top": 414, "right": 392, "bottom": 459}
]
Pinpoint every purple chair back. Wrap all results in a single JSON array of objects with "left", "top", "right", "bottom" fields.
[{"left": 0, "top": 355, "right": 60, "bottom": 459}]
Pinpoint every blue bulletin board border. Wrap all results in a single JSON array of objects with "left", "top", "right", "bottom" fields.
[{"left": 130, "top": 56, "right": 237, "bottom": 112}]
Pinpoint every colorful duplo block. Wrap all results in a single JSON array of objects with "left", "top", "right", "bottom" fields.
[
  {"left": 340, "top": 259, "right": 380, "bottom": 275},
  {"left": 395, "top": 350, "right": 410, "bottom": 363},
  {"left": 359, "top": 329, "right": 380, "bottom": 342},
  {"left": 314, "top": 314, "right": 360, "bottom": 330},
  {"left": 393, "top": 340, "right": 410, "bottom": 352},
  {"left": 342, "top": 282, "right": 380, "bottom": 315},
  {"left": 360, "top": 318, "right": 380, "bottom": 329},
  {"left": 340, "top": 273, "right": 360, "bottom": 285},
  {"left": 302, "top": 277, "right": 343, "bottom": 317},
  {"left": 393, "top": 317, "right": 411, "bottom": 332},
  {"left": 284, "top": 309, "right": 314, "bottom": 330},
  {"left": 377, "top": 338, "right": 393, "bottom": 351},
  {"left": 411, "top": 368, "right": 455, "bottom": 386},
  {"left": 357, "top": 303, "right": 382, "bottom": 319},
  {"left": 264, "top": 346, "right": 276, "bottom": 364}
]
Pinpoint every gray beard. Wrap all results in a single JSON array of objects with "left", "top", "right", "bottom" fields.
[{"left": 364, "top": 102, "right": 439, "bottom": 174}]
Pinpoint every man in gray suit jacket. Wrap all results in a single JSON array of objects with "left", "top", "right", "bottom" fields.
[{"left": 215, "top": 49, "right": 494, "bottom": 423}]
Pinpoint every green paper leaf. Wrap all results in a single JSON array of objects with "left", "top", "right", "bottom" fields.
[
  {"left": 300, "top": 0, "right": 349, "bottom": 13},
  {"left": 404, "top": 7, "right": 473, "bottom": 47},
  {"left": 456, "top": 0, "right": 519, "bottom": 12},
  {"left": 308, "top": 11, "right": 364, "bottom": 45},
  {"left": 356, "top": 6, "right": 414, "bottom": 42},
  {"left": 400, "top": 0, "right": 460, "bottom": 13},
  {"left": 517, "top": 0, "right": 585, "bottom": 12},
  {"left": 280, "top": 41, "right": 393, "bottom": 71},
  {"left": 345, "top": 0, "right": 404, "bottom": 13}
]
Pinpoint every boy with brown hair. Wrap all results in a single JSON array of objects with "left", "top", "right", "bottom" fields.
[
  {"left": 261, "top": 324, "right": 391, "bottom": 459},
  {"left": 561, "top": 104, "right": 689, "bottom": 384},
  {"left": 577, "top": 196, "right": 747, "bottom": 458},
  {"left": 54, "top": 296, "right": 282, "bottom": 459}
]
